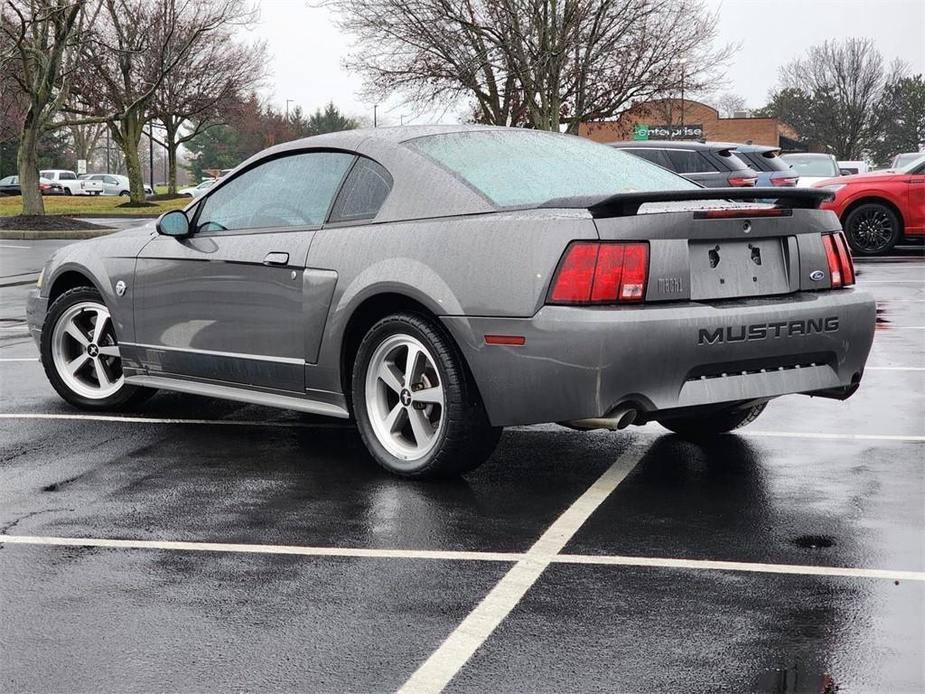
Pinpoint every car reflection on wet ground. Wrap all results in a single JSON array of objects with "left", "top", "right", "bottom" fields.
[{"left": 0, "top": 241, "right": 922, "bottom": 693}]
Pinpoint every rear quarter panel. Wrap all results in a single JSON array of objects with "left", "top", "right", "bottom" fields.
[{"left": 304, "top": 209, "right": 597, "bottom": 393}]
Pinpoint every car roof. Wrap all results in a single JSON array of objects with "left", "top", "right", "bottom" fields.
[
  {"left": 781, "top": 152, "right": 835, "bottom": 158},
  {"left": 210, "top": 125, "right": 519, "bottom": 221},
  {"left": 609, "top": 140, "right": 722, "bottom": 151},
  {"left": 710, "top": 142, "right": 780, "bottom": 155}
]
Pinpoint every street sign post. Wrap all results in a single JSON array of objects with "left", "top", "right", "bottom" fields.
[{"left": 76, "top": 159, "right": 87, "bottom": 174}]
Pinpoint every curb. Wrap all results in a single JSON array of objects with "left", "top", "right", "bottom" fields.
[{"left": 0, "top": 228, "right": 116, "bottom": 240}]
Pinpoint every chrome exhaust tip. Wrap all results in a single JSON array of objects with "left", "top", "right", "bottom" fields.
[{"left": 561, "top": 406, "right": 639, "bottom": 432}]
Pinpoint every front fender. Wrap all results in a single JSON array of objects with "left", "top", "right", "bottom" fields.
[{"left": 42, "top": 228, "right": 156, "bottom": 344}]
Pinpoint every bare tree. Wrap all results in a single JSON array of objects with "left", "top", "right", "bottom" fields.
[
  {"left": 151, "top": 35, "right": 266, "bottom": 194},
  {"left": 68, "top": 121, "right": 104, "bottom": 161},
  {"left": 68, "top": 0, "right": 257, "bottom": 203},
  {"left": 776, "top": 38, "right": 905, "bottom": 159},
  {"left": 714, "top": 92, "right": 746, "bottom": 118},
  {"left": 0, "top": 0, "right": 94, "bottom": 214},
  {"left": 325, "top": 0, "right": 733, "bottom": 133}
]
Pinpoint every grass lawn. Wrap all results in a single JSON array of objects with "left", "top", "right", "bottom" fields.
[{"left": 0, "top": 194, "right": 189, "bottom": 218}]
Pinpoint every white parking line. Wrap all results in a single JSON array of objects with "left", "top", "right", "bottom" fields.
[
  {"left": 1, "top": 412, "right": 921, "bottom": 443},
  {"left": 745, "top": 430, "right": 925, "bottom": 443},
  {"left": 0, "top": 357, "right": 38, "bottom": 362},
  {"left": 0, "top": 535, "right": 520, "bottom": 563},
  {"left": 0, "top": 413, "right": 351, "bottom": 429},
  {"left": 0, "top": 244, "right": 31, "bottom": 249},
  {"left": 861, "top": 280, "right": 925, "bottom": 283},
  {"left": 556, "top": 554, "right": 925, "bottom": 582},
  {"left": 1, "top": 534, "right": 921, "bottom": 582},
  {"left": 398, "top": 443, "right": 646, "bottom": 694},
  {"left": 866, "top": 366, "right": 925, "bottom": 372}
]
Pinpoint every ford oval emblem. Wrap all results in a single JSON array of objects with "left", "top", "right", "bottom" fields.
[{"left": 809, "top": 270, "right": 825, "bottom": 282}]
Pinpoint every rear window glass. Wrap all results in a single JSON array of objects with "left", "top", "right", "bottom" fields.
[
  {"left": 781, "top": 154, "right": 839, "bottom": 178},
  {"left": 715, "top": 150, "right": 750, "bottom": 171},
  {"left": 406, "top": 130, "right": 696, "bottom": 207}
]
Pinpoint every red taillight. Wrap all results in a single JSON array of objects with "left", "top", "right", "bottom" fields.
[
  {"left": 770, "top": 175, "right": 799, "bottom": 187},
  {"left": 832, "top": 233, "right": 855, "bottom": 285},
  {"left": 548, "top": 242, "right": 598, "bottom": 303},
  {"left": 822, "top": 233, "right": 855, "bottom": 288},
  {"left": 548, "top": 242, "right": 648, "bottom": 305},
  {"left": 728, "top": 175, "right": 757, "bottom": 187}
]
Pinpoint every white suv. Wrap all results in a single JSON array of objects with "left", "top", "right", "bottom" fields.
[{"left": 40, "top": 170, "right": 103, "bottom": 196}]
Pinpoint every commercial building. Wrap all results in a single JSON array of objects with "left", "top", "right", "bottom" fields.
[{"left": 579, "top": 98, "right": 803, "bottom": 151}]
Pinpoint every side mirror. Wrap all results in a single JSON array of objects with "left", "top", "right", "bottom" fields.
[
  {"left": 156, "top": 210, "right": 190, "bottom": 237},
  {"left": 839, "top": 168, "right": 853, "bottom": 176}
]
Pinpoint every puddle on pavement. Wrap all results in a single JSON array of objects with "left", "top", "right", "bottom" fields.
[{"left": 791, "top": 534, "right": 836, "bottom": 549}]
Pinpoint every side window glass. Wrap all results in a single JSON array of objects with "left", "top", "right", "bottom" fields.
[
  {"left": 667, "top": 150, "right": 709, "bottom": 173},
  {"left": 195, "top": 151, "right": 355, "bottom": 232},
  {"left": 328, "top": 158, "right": 393, "bottom": 223},
  {"left": 627, "top": 149, "right": 674, "bottom": 170},
  {"left": 61, "top": 172, "right": 77, "bottom": 180}
]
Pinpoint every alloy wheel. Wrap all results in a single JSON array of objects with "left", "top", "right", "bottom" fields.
[
  {"left": 364, "top": 334, "right": 445, "bottom": 463},
  {"left": 849, "top": 207, "right": 895, "bottom": 254},
  {"left": 50, "top": 301, "right": 124, "bottom": 400}
]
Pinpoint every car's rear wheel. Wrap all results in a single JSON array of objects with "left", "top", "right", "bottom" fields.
[
  {"left": 844, "top": 203, "right": 901, "bottom": 256},
  {"left": 352, "top": 313, "right": 501, "bottom": 478},
  {"left": 658, "top": 402, "right": 767, "bottom": 438},
  {"left": 41, "top": 287, "right": 154, "bottom": 410}
]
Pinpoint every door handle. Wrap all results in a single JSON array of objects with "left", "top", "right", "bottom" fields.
[{"left": 263, "top": 252, "right": 289, "bottom": 266}]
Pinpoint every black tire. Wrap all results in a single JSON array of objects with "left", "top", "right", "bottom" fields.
[
  {"left": 659, "top": 402, "right": 767, "bottom": 439},
  {"left": 843, "top": 203, "right": 901, "bottom": 256},
  {"left": 351, "top": 312, "right": 501, "bottom": 479},
  {"left": 119, "top": 190, "right": 129, "bottom": 197},
  {"left": 41, "top": 286, "right": 155, "bottom": 411}
]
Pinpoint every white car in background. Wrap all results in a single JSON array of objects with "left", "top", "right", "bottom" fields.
[
  {"left": 40, "top": 169, "right": 103, "bottom": 196},
  {"left": 837, "top": 160, "right": 869, "bottom": 175},
  {"left": 80, "top": 173, "right": 153, "bottom": 197},
  {"left": 780, "top": 153, "right": 845, "bottom": 188},
  {"left": 179, "top": 179, "right": 217, "bottom": 198}
]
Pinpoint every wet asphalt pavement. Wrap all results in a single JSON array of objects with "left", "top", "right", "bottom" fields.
[{"left": 0, "top": 240, "right": 923, "bottom": 693}]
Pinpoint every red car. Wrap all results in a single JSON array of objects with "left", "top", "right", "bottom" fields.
[{"left": 814, "top": 154, "right": 925, "bottom": 255}]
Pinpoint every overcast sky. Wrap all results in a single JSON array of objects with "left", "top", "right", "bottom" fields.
[{"left": 247, "top": 0, "right": 925, "bottom": 124}]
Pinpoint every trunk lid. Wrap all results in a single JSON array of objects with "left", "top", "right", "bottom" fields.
[{"left": 585, "top": 195, "right": 839, "bottom": 302}]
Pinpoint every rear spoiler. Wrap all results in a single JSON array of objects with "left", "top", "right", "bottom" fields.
[{"left": 540, "top": 187, "right": 833, "bottom": 218}]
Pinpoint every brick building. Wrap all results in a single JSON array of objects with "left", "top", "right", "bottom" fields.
[{"left": 579, "top": 98, "right": 802, "bottom": 151}]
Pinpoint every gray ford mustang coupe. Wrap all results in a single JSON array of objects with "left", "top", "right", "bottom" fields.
[{"left": 27, "top": 125, "right": 876, "bottom": 477}]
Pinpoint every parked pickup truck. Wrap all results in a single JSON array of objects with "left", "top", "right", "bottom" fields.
[{"left": 39, "top": 169, "right": 103, "bottom": 196}]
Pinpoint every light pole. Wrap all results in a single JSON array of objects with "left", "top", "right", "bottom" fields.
[
  {"left": 285, "top": 99, "right": 294, "bottom": 120},
  {"left": 373, "top": 104, "right": 378, "bottom": 128},
  {"left": 148, "top": 122, "right": 154, "bottom": 189},
  {"left": 679, "top": 57, "right": 687, "bottom": 138}
]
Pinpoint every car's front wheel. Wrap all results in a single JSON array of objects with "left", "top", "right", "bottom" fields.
[
  {"left": 352, "top": 313, "right": 501, "bottom": 478},
  {"left": 41, "top": 287, "right": 154, "bottom": 410},
  {"left": 658, "top": 402, "right": 767, "bottom": 439},
  {"left": 844, "top": 203, "right": 901, "bottom": 256}
]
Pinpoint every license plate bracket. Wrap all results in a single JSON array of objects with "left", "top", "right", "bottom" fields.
[{"left": 689, "top": 238, "right": 789, "bottom": 300}]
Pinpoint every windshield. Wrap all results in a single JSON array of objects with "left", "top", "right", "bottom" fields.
[
  {"left": 894, "top": 153, "right": 921, "bottom": 168},
  {"left": 780, "top": 154, "right": 839, "bottom": 178},
  {"left": 406, "top": 130, "right": 697, "bottom": 207},
  {"left": 899, "top": 154, "right": 925, "bottom": 173}
]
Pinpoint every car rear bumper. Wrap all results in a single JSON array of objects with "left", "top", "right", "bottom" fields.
[
  {"left": 442, "top": 289, "right": 876, "bottom": 427},
  {"left": 26, "top": 288, "right": 47, "bottom": 348}
]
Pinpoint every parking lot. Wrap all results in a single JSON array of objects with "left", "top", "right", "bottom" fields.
[{"left": 0, "top": 239, "right": 923, "bottom": 692}]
